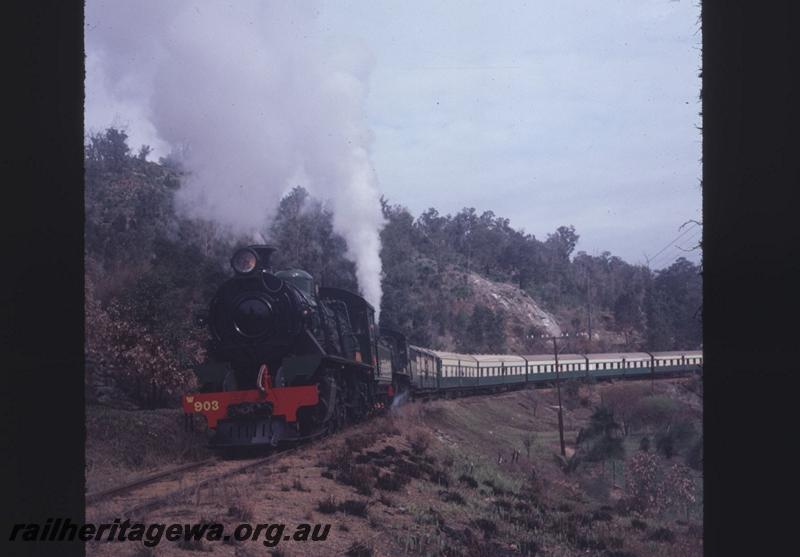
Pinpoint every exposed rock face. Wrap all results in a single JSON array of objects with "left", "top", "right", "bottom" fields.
[
  {"left": 423, "top": 265, "right": 562, "bottom": 353},
  {"left": 465, "top": 272, "right": 562, "bottom": 347}
]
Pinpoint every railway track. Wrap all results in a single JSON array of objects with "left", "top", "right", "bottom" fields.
[{"left": 85, "top": 445, "right": 303, "bottom": 521}]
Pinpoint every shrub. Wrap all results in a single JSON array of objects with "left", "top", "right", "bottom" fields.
[
  {"left": 655, "top": 430, "right": 675, "bottom": 458},
  {"left": 458, "top": 474, "right": 478, "bottom": 488},
  {"left": 627, "top": 452, "right": 665, "bottom": 513},
  {"left": 339, "top": 464, "right": 375, "bottom": 492},
  {"left": 428, "top": 469, "right": 450, "bottom": 487},
  {"left": 630, "top": 396, "right": 680, "bottom": 431},
  {"left": 408, "top": 430, "right": 432, "bottom": 455},
  {"left": 517, "top": 539, "right": 539, "bottom": 556},
  {"left": 563, "top": 379, "right": 581, "bottom": 402},
  {"left": 591, "top": 509, "right": 613, "bottom": 522},
  {"left": 339, "top": 499, "right": 369, "bottom": 518},
  {"left": 439, "top": 490, "right": 466, "bottom": 505},
  {"left": 345, "top": 433, "right": 374, "bottom": 453},
  {"left": 227, "top": 500, "right": 254, "bottom": 522},
  {"left": 377, "top": 472, "right": 409, "bottom": 491},
  {"left": 177, "top": 537, "right": 206, "bottom": 551},
  {"left": 395, "top": 459, "right": 423, "bottom": 479},
  {"left": 514, "top": 501, "right": 532, "bottom": 513},
  {"left": 317, "top": 496, "right": 338, "bottom": 514},
  {"left": 601, "top": 383, "right": 650, "bottom": 435},
  {"left": 647, "top": 527, "right": 676, "bottom": 543},
  {"left": 346, "top": 541, "right": 373, "bottom": 557},
  {"left": 655, "top": 419, "right": 698, "bottom": 459},
  {"left": 685, "top": 436, "right": 703, "bottom": 470},
  {"left": 472, "top": 518, "right": 498, "bottom": 540},
  {"left": 322, "top": 444, "right": 352, "bottom": 473}
]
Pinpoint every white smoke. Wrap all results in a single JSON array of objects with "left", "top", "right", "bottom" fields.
[{"left": 85, "top": 1, "right": 384, "bottom": 315}]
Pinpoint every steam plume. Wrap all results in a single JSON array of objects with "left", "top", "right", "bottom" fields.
[{"left": 85, "top": 1, "right": 384, "bottom": 314}]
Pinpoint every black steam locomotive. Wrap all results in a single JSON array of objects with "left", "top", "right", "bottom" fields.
[{"left": 183, "top": 245, "right": 409, "bottom": 447}]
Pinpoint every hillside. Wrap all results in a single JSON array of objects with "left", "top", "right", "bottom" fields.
[
  {"left": 86, "top": 376, "right": 703, "bottom": 556},
  {"left": 463, "top": 270, "right": 562, "bottom": 350},
  {"left": 84, "top": 127, "right": 702, "bottom": 408}
]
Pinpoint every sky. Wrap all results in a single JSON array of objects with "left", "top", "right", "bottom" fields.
[{"left": 85, "top": 0, "right": 702, "bottom": 270}]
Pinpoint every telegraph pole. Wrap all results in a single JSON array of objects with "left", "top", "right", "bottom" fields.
[
  {"left": 585, "top": 273, "right": 592, "bottom": 345},
  {"left": 540, "top": 333, "right": 572, "bottom": 458}
]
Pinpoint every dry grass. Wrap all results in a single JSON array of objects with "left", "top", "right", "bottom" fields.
[
  {"left": 85, "top": 377, "right": 702, "bottom": 557},
  {"left": 85, "top": 405, "right": 212, "bottom": 493}
]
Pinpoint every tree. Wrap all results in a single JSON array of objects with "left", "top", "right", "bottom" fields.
[
  {"left": 85, "top": 127, "right": 131, "bottom": 169},
  {"left": 459, "top": 304, "right": 507, "bottom": 353},
  {"left": 575, "top": 407, "right": 626, "bottom": 483},
  {"left": 644, "top": 258, "right": 701, "bottom": 350},
  {"left": 614, "top": 292, "right": 644, "bottom": 347},
  {"left": 601, "top": 383, "right": 650, "bottom": 436},
  {"left": 269, "top": 186, "right": 357, "bottom": 291}
]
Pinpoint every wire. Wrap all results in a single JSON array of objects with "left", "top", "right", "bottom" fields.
[
  {"left": 646, "top": 222, "right": 698, "bottom": 265},
  {"left": 650, "top": 229, "right": 702, "bottom": 268}
]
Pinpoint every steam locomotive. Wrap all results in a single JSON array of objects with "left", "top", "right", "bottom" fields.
[{"left": 183, "top": 245, "right": 410, "bottom": 447}]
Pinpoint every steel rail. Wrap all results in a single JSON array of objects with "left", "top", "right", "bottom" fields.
[{"left": 85, "top": 458, "right": 218, "bottom": 505}]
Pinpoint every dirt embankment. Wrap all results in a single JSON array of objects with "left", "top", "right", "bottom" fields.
[
  {"left": 86, "top": 376, "right": 702, "bottom": 556},
  {"left": 86, "top": 406, "right": 212, "bottom": 494}
]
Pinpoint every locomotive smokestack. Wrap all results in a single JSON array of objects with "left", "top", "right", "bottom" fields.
[{"left": 250, "top": 245, "right": 276, "bottom": 270}]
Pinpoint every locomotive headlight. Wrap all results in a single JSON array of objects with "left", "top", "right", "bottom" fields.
[{"left": 231, "top": 248, "right": 258, "bottom": 274}]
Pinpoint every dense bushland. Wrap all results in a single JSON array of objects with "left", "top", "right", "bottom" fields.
[{"left": 85, "top": 127, "right": 701, "bottom": 408}]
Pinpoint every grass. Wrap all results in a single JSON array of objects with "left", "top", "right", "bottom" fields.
[
  {"left": 339, "top": 499, "right": 369, "bottom": 518},
  {"left": 438, "top": 490, "right": 466, "bottom": 505},
  {"left": 85, "top": 405, "right": 211, "bottom": 492},
  {"left": 346, "top": 541, "right": 373, "bottom": 557},
  {"left": 316, "top": 496, "right": 338, "bottom": 514},
  {"left": 227, "top": 499, "right": 254, "bottom": 521},
  {"left": 457, "top": 474, "right": 478, "bottom": 488},
  {"left": 110, "top": 378, "right": 703, "bottom": 556}
]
